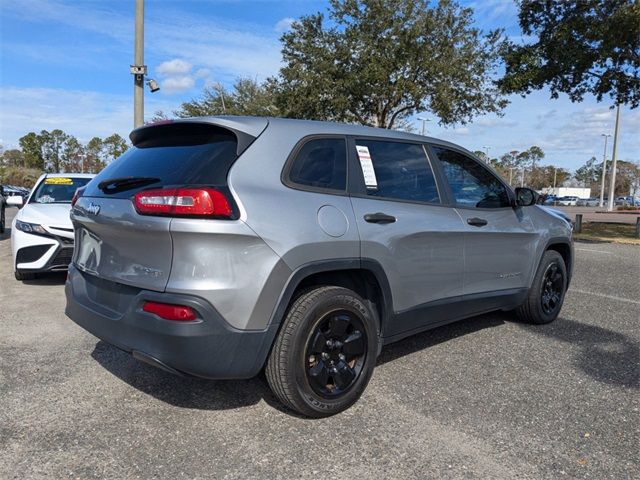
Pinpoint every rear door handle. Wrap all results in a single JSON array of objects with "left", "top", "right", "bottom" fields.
[
  {"left": 364, "top": 213, "right": 396, "bottom": 224},
  {"left": 467, "top": 217, "right": 488, "bottom": 227}
]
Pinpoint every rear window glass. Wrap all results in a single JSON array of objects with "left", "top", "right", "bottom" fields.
[
  {"left": 287, "top": 138, "right": 347, "bottom": 191},
  {"left": 83, "top": 125, "right": 238, "bottom": 198},
  {"left": 30, "top": 177, "right": 92, "bottom": 204}
]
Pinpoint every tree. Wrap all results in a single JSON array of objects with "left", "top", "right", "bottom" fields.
[
  {"left": 40, "top": 129, "right": 69, "bottom": 172},
  {"left": 574, "top": 156, "right": 601, "bottom": 189},
  {"left": 0, "top": 149, "right": 25, "bottom": 168},
  {"left": 500, "top": 0, "right": 640, "bottom": 107},
  {"left": 84, "top": 137, "right": 105, "bottom": 173},
  {"left": 614, "top": 160, "right": 640, "bottom": 197},
  {"left": 19, "top": 132, "right": 45, "bottom": 170},
  {"left": 274, "top": 0, "right": 508, "bottom": 129},
  {"left": 61, "top": 136, "right": 85, "bottom": 173},
  {"left": 176, "top": 78, "right": 279, "bottom": 118},
  {"left": 101, "top": 134, "right": 129, "bottom": 164}
]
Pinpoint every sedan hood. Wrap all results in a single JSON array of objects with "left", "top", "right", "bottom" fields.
[{"left": 18, "top": 203, "right": 72, "bottom": 228}]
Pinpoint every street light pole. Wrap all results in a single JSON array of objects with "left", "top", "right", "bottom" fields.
[
  {"left": 599, "top": 133, "right": 611, "bottom": 207},
  {"left": 132, "top": 0, "right": 145, "bottom": 128},
  {"left": 417, "top": 117, "right": 430, "bottom": 136},
  {"left": 606, "top": 104, "right": 621, "bottom": 211}
]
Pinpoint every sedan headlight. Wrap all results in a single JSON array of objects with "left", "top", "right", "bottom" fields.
[{"left": 15, "top": 220, "right": 48, "bottom": 235}]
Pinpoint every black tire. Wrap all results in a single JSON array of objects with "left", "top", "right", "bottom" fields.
[
  {"left": 0, "top": 206, "right": 5, "bottom": 234},
  {"left": 266, "top": 286, "right": 378, "bottom": 418},
  {"left": 15, "top": 270, "right": 36, "bottom": 281},
  {"left": 517, "top": 250, "right": 567, "bottom": 324}
]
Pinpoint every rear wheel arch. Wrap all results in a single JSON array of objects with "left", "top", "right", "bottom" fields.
[{"left": 267, "top": 259, "right": 394, "bottom": 348}]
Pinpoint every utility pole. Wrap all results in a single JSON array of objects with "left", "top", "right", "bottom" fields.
[
  {"left": 483, "top": 146, "right": 490, "bottom": 163},
  {"left": 553, "top": 167, "right": 557, "bottom": 191},
  {"left": 417, "top": 117, "right": 430, "bottom": 136},
  {"left": 606, "top": 104, "right": 621, "bottom": 211},
  {"left": 599, "top": 133, "right": 611, "bottom": 207},
  {"left": 131, "top": 0, "right": 145, "bottom": 128},
  {"left": 520, "top": 167, "right": 525, "bottom": 187},
  {"left": 509, "top": 167, "right": 515, "bottom": 185}
]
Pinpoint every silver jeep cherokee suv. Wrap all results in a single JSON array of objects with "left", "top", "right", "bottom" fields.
[{"left": 66, "top": 116, "right": 573, "bottom": 417}]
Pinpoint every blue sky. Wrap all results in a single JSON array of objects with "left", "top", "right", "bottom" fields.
[{"left": 0, "top": 0, "right": 638, "bottom": 172}]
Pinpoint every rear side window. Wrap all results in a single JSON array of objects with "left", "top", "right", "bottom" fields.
[
  {"left": 432, "top": 146, "right": 510, "bottom": 208},
  {"left": 83, "top": 124, "right": 239, "bottom": 198},
  {"left": 287, "top": 138, "right": 347, "bottom": 191},
  {"left": 354, "top": 140, "right": 439, "bottom": 203}
]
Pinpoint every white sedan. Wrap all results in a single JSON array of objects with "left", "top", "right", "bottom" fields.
[{"left": 9, "top": 173, "right": 94, "bottom": 280}]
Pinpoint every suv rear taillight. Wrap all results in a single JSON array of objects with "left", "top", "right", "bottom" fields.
[
  {"left": 71, "top": 187, "right": 85, "bottom": 207},
  {"left": 133, "top": 188, "right": 233, "bottom": 218}
]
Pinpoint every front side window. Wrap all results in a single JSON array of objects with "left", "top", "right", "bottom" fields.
[
  {"left": 287, "top": 138, "right": 347, "bottom": 191},
  {"left": 354, "top": 140, "right": 439, "bottom": 203},
  {"left": 432, "top": 147, "right": 510, "bottom": 208}
]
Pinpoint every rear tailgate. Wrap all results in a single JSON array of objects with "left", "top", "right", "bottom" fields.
[{"left": 71, "top": 118, "right": 267, "bottom": 293}]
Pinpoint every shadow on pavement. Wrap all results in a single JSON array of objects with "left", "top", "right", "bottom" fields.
[
  {"left": 91, "top": 341, "right": 270, "bottom": 411},
  {"left": 377, "top": 312, "right": 506, "bottom": 366},
  {"left": 519, "top": 318, "right": 639, "bottom": 389},
  {"left": 0, "top": 226, "right": 10, "bottom": 241}
]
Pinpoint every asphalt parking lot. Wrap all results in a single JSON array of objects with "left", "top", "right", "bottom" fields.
[{"left": 1, "top": 207, "right": 638, "bottom": 479}]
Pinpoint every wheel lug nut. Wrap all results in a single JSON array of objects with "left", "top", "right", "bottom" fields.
[{"left": 339, "top": 354, "right": 345, "bottom": 361}]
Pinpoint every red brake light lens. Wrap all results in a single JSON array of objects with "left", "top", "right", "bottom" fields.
[
  {"left": 142, "top": 301, "right": 198, "bottom": 321},
  {"left": 71, "top": 187, "right": 85, "bottom": 207},
  {"left": 133, "top": 188, "right": 232, "bottom": 218}
]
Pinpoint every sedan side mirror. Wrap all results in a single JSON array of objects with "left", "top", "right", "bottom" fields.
[
  {"left": 515, "top": 187, "right": 537, "bottom": 207},
  {"left": 7, "top": 195, "right": 24, "bottom": 208}
]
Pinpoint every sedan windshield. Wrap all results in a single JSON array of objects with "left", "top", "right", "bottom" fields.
[{"left": 30, "top": 177, "right": 91, "bottom": 204}]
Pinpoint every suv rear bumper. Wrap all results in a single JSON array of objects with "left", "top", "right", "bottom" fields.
[{"left": 65, "top": 265, "right": 278, "bottom": 379}]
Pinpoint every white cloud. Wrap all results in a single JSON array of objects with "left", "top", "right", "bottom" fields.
[
  {"left": 0, "top": 87, "right": 179, "bottom": 148},
  {"left": 194, "top": 68, "right": 210, "bottom": 79},
  {"left": 156, "top": 59, "right": 193, "bottom": 76},
  {"left": 274, "top": 17, "right": 295, "bottom": 32},
  {"left": 160, "top": 76, "right": 196, "bottom": 94}
]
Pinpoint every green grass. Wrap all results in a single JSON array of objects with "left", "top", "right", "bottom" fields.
[{"left": 574, "top": 222, "right": 640, "bottom": 245}]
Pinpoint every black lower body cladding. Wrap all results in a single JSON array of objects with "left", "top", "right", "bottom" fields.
[{"left": 65, "top": 265, "right": 278, "bottom": 379}]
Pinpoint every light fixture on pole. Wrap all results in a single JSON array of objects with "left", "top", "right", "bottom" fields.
[
  {"left": 417, "top": 117, "right": 430, "bottom": 136},
  {"left": 599, "top": 133, "right": 611, "bottom": 207}
]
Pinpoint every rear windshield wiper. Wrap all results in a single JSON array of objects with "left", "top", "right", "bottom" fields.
[{"left": 98, "top": 177, "right": 160, "bottom": 194}]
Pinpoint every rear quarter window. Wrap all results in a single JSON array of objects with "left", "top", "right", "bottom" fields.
[{"left": 285, "top": 137, "right": 347, "bottom": 192}]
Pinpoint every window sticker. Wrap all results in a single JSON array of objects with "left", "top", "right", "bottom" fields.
[
  {"left": 356, "top": 145, "right": 378, "bottom": 188},
  {"left": 45, "top": 177, "right": 74, "bottom": 185}
]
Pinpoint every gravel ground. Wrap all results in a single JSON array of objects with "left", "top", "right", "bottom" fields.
[{"left": 1, "top": 207, "right": 638, "bottom": 479}]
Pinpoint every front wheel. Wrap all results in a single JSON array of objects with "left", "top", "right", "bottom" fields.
[
  {"left": 266, "top": 286, "right": 378, "bottom": 417},
  {"left": 517, "top": 250, "right": 567, "bottom": 324}
]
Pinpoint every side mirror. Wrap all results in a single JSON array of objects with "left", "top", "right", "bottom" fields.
[
  {"left": 7, "top": 195, "right": 24, "bottom": 208},
  {"left": 515, "top": 187, "right": 537, "bottom": 207}
]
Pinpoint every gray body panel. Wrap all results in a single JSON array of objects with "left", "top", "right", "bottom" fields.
[
  {"left": 66, "top": 115, "right": 573, "bottom": 380},
  {"left": 350, "top": 198, "right": 465, "bottom": 311}
]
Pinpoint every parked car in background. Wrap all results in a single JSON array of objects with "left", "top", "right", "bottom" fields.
[
  {"left": 10, "top": 173, "right": 94, "bottom": 280},
  {"left": 65, "top": 116, "right": 574, "bottom": 417},
  {"left": 542, "top": 195, "right": 557, "bottom": 206},
  {"left": 576, "top": 197, "right": 599, "bottom": 207},
  {"left": 557, "top": 196, "right": 579, "bottom": 206},
  {"left": 0, "top": 185, "right": 6, "bottom": 233}
]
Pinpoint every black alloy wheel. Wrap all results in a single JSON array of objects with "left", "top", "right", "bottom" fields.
[
  {"left": 305, "top": 310, "right": 367, "bottom": 398},
  {"left": 540, "top": 262, "right": 564, "bottom": 315}
]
